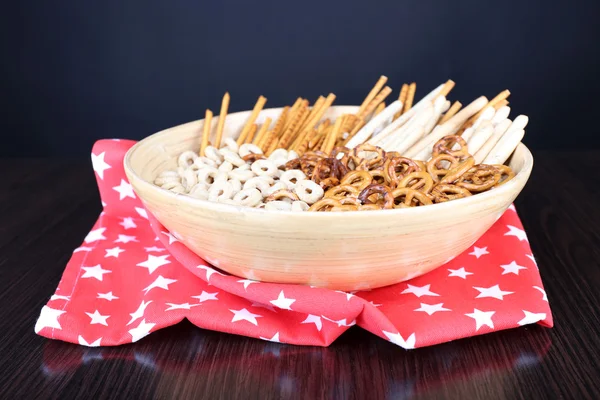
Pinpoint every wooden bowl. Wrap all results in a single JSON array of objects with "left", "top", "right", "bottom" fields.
[{"left": 124, "top": 106, "right": 533, "bottom": 291}]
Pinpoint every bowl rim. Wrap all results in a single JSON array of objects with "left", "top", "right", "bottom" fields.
[{"left": 124, "top": 106, "right": 533, "bottom": 219}]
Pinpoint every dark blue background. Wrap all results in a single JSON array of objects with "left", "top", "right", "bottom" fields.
[{"left": 2, "top": 0, "right": 599, "bottom": 157}]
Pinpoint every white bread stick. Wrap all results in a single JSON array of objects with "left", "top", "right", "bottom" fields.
[
  {"left": 467, "top": 121, "right": 494, "bottom": 155},
  {"left": 346, "top": 100, "right": 403, "bottom": 148},
  {"left": 483, "top": 128, "right": 525, "bottom": 165},
  {"left": 492, "top": 106, "right": 510, "bottom": 125},
  {"left": 473, "top": 119, "right": 512, "bottom": 163}
]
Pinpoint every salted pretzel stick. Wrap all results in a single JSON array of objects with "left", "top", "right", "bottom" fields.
[
  {"left": 282, "top": 98, "right": 304, "bottom": 132},
  {"left": 356, "top": 86, "right": 392, "bottom": 121},
  {"left": 277, "top": 105, "right": 309, "bottom": 149},
  {"left": 439, "top": 101, "right": 462, "bottom": 124},
  {"left": 322, "top": 115, "right": 345, "bottom": 153},
  {"left": 271, "top": 106, "right": 289, "bottom": 139},
  {"left": 473, "top": 119, "right": 511, "bottom": 163},
  {"left": 357, "top": 76, "right": 388, "bottom": 116},
  {"left": 405, "top": 96, "right": 488, "bottom": 159},
  {"left": 403, "top": 83, "right": 416, "bottom": 113},
  {"left": 252, "top": 118, "right": 271, "bottom": 146},
  {"left": 245, "top": 124, "right": 258, "bottom": 144},
  {"left": 346, "top": 100, "right": 403, "bottom": 148},
  {"left": 266, "top": 133, "right": 279, "bottom": 155},
  {"left": 374, "top": 102, "right": 385, "bottom": 115},
  {"left": 393, "top": 84, "right": 409, "bottom": 119},
  {"left": 299, "top": 96, "right": 325, "bottom": 132},
  {"left": 293, "top": 93, "right": 336, "bottom": 149},
  {"left": 214, "top": 92, "right": 230, "bottom": 149},
  {"left": 200, "top": 109, "right": 213, "bottom": 156},
  {"left": 237, "top": 96, "right": 267, "bottom": 145},
  {"left": 494, "top": 99, "right": 509, "bottom": 110},
  {"left": 297, "top": 129, "right": 318, "bottom": 155},
  {"left": 435, "top": 80, "right": 455, "bottom": 100}
]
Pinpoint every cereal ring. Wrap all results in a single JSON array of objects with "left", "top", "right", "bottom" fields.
[
  {"left": 208, "top": 181, "right": 234, "bottom": 202},
  {"left": 244, "top": 176, "right": 275, "bottom": 193},
  {"left": 291, "top": 200, "right": 310, "bottom": 212},
  {"left": 228, "top": 178, "right": 242, "bottom": 192},
  {"left": 197, "top": 167, "right": 219, "bottom": 185},
  {"left": 358, "top": 184, "right": 394, "bottom": 209},
  {"left": 239, "top": 143, "right": 264, "bottom": 158},
  {"left": 229, "top": 168, "right": 255, "bottom": 182},
  {"left": 397, "top": 172, "right": 434, "bottom": 194},
  {"left": 237, "top": 164, "right": 251, "bottom": 171},
  {"left": 177, "top": 166, "right": 186, "bottom": 177},
  {"left": 268, "top": 149, "right": 288, "bottom": 160},
  {"left": 431, "top": 184, "right": 472, "bottom": 203},
  {"left": 391, "top": 187, "right": 433, "bottom": 208},
  {"left": 233, "top": 188, "right": 263, "bottom": 207},
  {"left": 188, "top": 183, "right": 209, "bottom": 200},
  {"left": 325, "top": 185, "right": 360, "bottom": 200},
  {"left": 265, "top": 189, "right": 299, "bottom": 203},
  {"left": 223, "top": 138, "right": 239, "bottom": 153},
  {"left": 340, "top": 170, "right": 372, "bottom": 191},
  {"left": 262, "top": 182, "right": 287, "bottom": 197},
  {"left": 287, "top": 150, "right": 299, "bottom": 161},
  {"left": 193, "top": 157, "right": 216, "bottom": 169},
  {"left": 218, "top": 161, "right": 234, "bottom": 173},
  {"left": 221, "top": 149, "right": 246, "bottom": 167},
  {"left": 294, "top": 180, "right": 325, "bottom": 204},
  {"left": 204, "top": 146, "right": 224, "bottom": 163},
  {"left": 280, "top": 169, "right": 307, "bottom": 188},
  {"left": 169, "top": 185, "right": 186, "bottom": 194},
  {"left": 251, "top": 160, "right": 278, "bottom": 177},
  {"left": 308, "top": 197, "right": 342, "bottom": 212},
  {"left": 265, "top": 201, "right": 292, "bottom": 211},
  {"left": 162, "top": 180, "right": 184, "bottom": 191},
  {"left": 271, "top": 157, "right": 288, "bottom": 168},
  {"left": 178, "top": 151, "right": 198, "bottom": 168},
  {"left": 181, "top": 168, "right": 198, "bottom": 191},
  {"left": 154, "top": 171, "right": 180, "bottom": 186}
]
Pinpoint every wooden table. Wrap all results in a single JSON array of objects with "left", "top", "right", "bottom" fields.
[{"left": 0, "top": 153, "right": 598, "bottom": 399}]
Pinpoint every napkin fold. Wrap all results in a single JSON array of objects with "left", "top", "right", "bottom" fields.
[{"left": 35, "top": 140, "right": 552, "bottom": 349}]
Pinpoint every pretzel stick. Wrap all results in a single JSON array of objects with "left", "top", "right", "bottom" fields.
[
  {"left": 322, "top": 115, "right": 345, "bottom": 153},
  {"left": 266, "top": 133, "right": 279, "bottom": 155},
  {"left": 346, "top": 100, "right": 403, "bottom": 148},
  {"left": 292, "top": 93, "right": 336, "bottom": 149},
  {"left": 439, "top": 101, "right": 462, "bottom": 124},
  {"left": 271, "top": 106, "right": 289, "bottom": 139},
  {"left": 356, "top": 86, "right": 392, "bottom": 121},
  {"left": 374, "top": 102, "right": 385, "bottom": 115},
  {"left": 464, "top": 90, "right": 510, "bottom": 130},
  {"left": 237, "top": 96, "right": 267, "bottom": 145},
  {"left": 214, "top": 92, "right": 230, "bottom": 149},
  {"left": 403, "top": 83, "right": 416, "bottom": 113},
  {"left": 299, "top": 96, "right": 325, "bottom": 132},
  {"left": 282, "top": 98, "right": 303, "bottom": 132},
  {"left": 435, "top": 79, "right": 455, "bottom": 100},
  {"left": 200, "top": 109, "right": 213, "bottom": 156},
  {"left": 252, "top": 118, "right": 271, "bottom": 146},
  {"left": 394, "top": 84, "right": 409, "bottom": 119},
  {"left": 297, "top": 129, "right": 318, "bottom": 155},
  {"left": 245, "top": 123, "right": 258, "bottom": 144},
  {"left": 277, "top": 105, "right": 309, "bottom": 149},
  {"left": 473, "top": 119, "right": 511, "bottom": 163},
  {"left": 404, "top": 96, "right": 488, "bottom": 159},
  {"left": 357, "top": 76, "right": 388, "bottom": 116},
  {"left": 313, "top": 132, "right": 327, "bottom": 150},
  {"left": 494, "top": 99, "right": 509, "bottom": 110}
]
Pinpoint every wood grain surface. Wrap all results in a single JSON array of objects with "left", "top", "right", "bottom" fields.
[{"left": 0, "top": 153, "right": 598, "bottom": 400}]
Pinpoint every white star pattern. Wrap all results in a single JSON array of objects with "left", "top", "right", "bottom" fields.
[
  {"left": 260, "top": 332, "right": 281, "bottom": 343},
  {"left": 238, "top": 279, "right": 259, "bottom": 290},
  {"left": 137, "top": 255, "right": 171, "bottom": 274},
  {"left": 473, "top": 285, "right": 514, "bottom": 300},
  {"left": 84, "top": 228, "right": 106, "bottom": 244},
  {"left": 230, "top": 308, "right": 262, "bottom": 326},
  {"left": 505, "top": 225, "right": 528, "bottom": 242},
  {"left": 104, "top": 247, "right": 125, "bottom": 258},
  {"left": 323, "top": 316, "right": 356, "bottom": 327},
  {"left": 129, "top": 319, "right": 155, "bottom": 342},
  {"left": 382, "top": 331, "right": 416, "bottom": 349},
  {"left": 135, "top": 207, "right": 148, "bottom": 219},
  {"left": 270, "top": 291, "right": 296, "bottom": 310},
  {"left": 369, "top": 301, "right": 382, "bottom": 307},
  {"left": 119, "top": 217, "right": 137, "bottom": 230},
  {"left": 115, "top": 234, "right": 138, "bottom": 244},
  {"left": 165, "top": 303, "right": 199, "bottom": 311},
  {"left": 50, "top": 294, "right": 70, "bottom": 301},
  {"left": 161, "top": 231, "right": 179, "bottom": 245},
  {"left": 533, "top": 286, "right": 548, "bottom": 301},
  {"left": 508, "top": 204, "right": 516, "bottom": 211},
  {"left": 500, "top": 261, "right": 527, "bottom": 275},
  {"left": 97, "top": 291, "right": 119, "bottom": 301},
  {"left": 251, "top": 302, "right": 277, "bottom": 312},
  {"left": 401, "top": 284, "right": 440, "bottom": 298},
  {"left": 143, "top": 276, "right": 177, "bottom": 294},
  {"left": 35, "top": 306, "right": 65, "bottom": 333},
  {"left": 448, "top": 267, "right": 473, "bottom": 279},
  {"left": 74, "top": 246, "right": 93, "bottom": 253},
  {"left": 517, "top": 310, "right": 546, "bottom": 326},
  {"left": 469, "top": 246, "right": 489, "bottom": 258},
  {"left": 81, "top": 265, "right": 111, "bottom": 281},
  {"left": 112, "top": 179, "right": 136, "bottom": 200},
  {"left": 197, "top": 265, "right": 224, "bottom": 281},
  {"left": 78, "top": 335, "right": 102, "bottom": 347},
  {"left": 334, "top": 291, "right": 355, "bottom": 301},
  {"left": 526, "top": 254, "right": 538, "bottom": 269},
  {"left": 465, "top": 309, "right": 495, "bottom": 330},
  {"left": 145, "top": 246, "right": 166, "bottom": 252},
  {"left": 91, "top": 152, "right": 111, "bottom": 179},
  {"left": 86, "top": 310, "right": 110, "bottom": 326},
  {"left": 414, "top": 303, "right": 451, "bottom": 316},
  {"left": 128, "top": 300, "right": 153, "bottom": 325},
  {"left": 192, "top": 291, "right": 219, "bottom": 302},
  {"left": 301, "top": 314, "right": 322, "bottom": 331}
]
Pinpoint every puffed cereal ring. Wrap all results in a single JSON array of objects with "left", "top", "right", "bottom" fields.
[
  {"left": 233, "top": 188, "right": 263, "bottom": 207},
  {"left": 265, "top": 200, "right": 292, "bottom": 211},
  {"left": 291, "top": 200, "right": 310, "bottom": 212},
  {"left": 294, "top": 179, "right": 324, "bottom": 204},
  {"left": 251, "top": 160, "right": 279, "bottom": 177},
  {"left": 178, "top": 151, "right": 197, "bottom": 168},
  {"left": 239, "top": 143, "right": 264, "bottom": 158},
  {"left": 280, "top": 169, "right": 307, "bottom": 188},
  {"left": 208, "top": 181, "right": 234, "bottom": 202},
  {"left": 265, "top": 189, "right": 300, "bottom": 203}
]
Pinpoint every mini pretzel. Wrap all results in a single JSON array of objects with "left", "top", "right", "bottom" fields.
[
  {"left": 294, "top": 179, "right": 324, "bottom": 204},
  {"left": 283, "top": 158, "right": 302, "bottom": 171},
  {"left": 265, "top": 189, "right": 300, "bottom": 203},
  {"left": 358, "top": 204, "right": 382, "bottom": 211},
  {"left": 457, "top": 164, "right": 501, "bottom": 192},
  {"left": 331, "top": 205, "right": 359, "bottom": 212},
  {"left": 340, "top": 170, "right": 373, "bottom": 191},
  {"left": 312, "top": 158, "right": 348, "bottom": 183},
  {"left": 431, "top": 184, "right": 472, "bottom": 203},
  {"left": 352, "top": 144, "right": 386, "bottom": 170},
  {"left": 339, "top": 197, "right": 361, "bottom": 206},
  {"left": 384, "top": 157, "right": 421, "bottom": 188},
  {"left": 319, "top": 177, "right": 340, "bottom": 191},
  {"left": 308, "top": 197, "right": 343, "bottom": 212},
  {"left": 358, "top": 184, "right": 394, "bottom": 209},
  {"left": 242, "top": 153, "right": 266, "bottom": 163},
  {"left": 427, "top": 154, "right": 459, "bottom": 183},
  {"left": 440, "top": 157, "right": 475, "bottom": 184},
  {"left": 492, "top": 164, "right": 516, "bottom": 187},
  {"left": 368, "top": 169, "right": 388, "bottom": 185},
  {"left": 432, "top": 135, "right": 470, "bottom": 160},
  {"left": 397, "top": 171, "right": 434, "bottom": 193},
  {"left": 391, "top": 187, "right": 433, "bottom": 208},
  {"left": 331, "top": 146, "right": 352, "bottom": 167},
  {"left": 325, "top": 184, "right": 360, "bottom": 199}
]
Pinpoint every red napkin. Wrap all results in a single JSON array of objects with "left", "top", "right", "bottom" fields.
[{"left": 35, "top": 140, "right": 552, "bottom": 349}]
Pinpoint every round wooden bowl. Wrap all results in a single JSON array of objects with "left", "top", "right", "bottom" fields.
[{"left": 124, "top": 106, "right": 533, "bottom": 291}]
